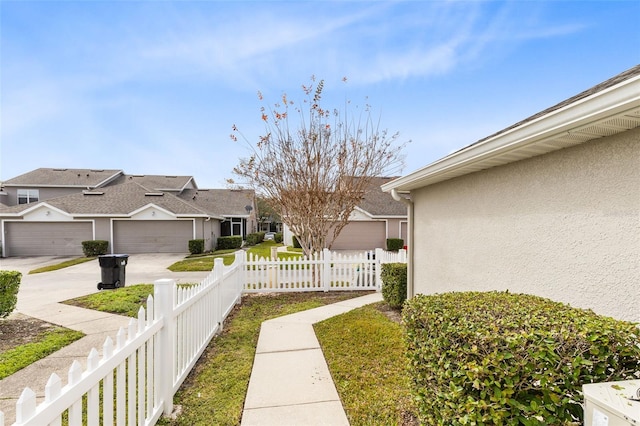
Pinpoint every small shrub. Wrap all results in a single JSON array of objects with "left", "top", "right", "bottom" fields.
[
  {"left": 380, "top": 263, "right": 407, "bottom": 309},
  {"left": 386, "top": 238, "right": 404, "bottom": 252},
  {"left": 245, "top": 232, "right": 265, "bottom": 246},
  {"left": 403, "top": 291, "right": 640, "bottom": 425},
  {"left": 188, "top": 239, "right": 205, "bottom": 255},
  {"left": 0, "top": 271, "right": 22, "bottom": 318},
  {"left": 274, "top": 232, "right": 283, "bottom": 243},
  {"left": 293, "top": 236, "right": 302, "bottom": 249},
  {"left": 217, "top": 236, "right": 242, "bottom": 250},
  {"left": 81, "top": 240, "right": 109, "bottom": 257}
]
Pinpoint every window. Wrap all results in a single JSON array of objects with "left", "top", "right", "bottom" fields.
[{"left": 17, "top": 189, "right": 39, "bottom": 204}]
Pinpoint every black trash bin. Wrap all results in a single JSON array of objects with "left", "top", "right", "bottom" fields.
[{"left": 97, "top": 254, "right": 129, "bottom": 290}]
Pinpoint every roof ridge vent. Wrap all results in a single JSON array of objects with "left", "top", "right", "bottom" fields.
[
  {"left": 83, "top": 190, "right": 104, "bottom": 195},
  {"left": 145, "top": 192, "right": 164, "bottom": 196}
]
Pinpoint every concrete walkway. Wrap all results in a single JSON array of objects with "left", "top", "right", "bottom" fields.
[{"left": 242, "top": 292, "right": 383, "bottom": 425}]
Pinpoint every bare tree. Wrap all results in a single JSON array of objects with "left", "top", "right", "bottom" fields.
[{"left": 231, "top": 77, "right": 407, "bottom": 257}]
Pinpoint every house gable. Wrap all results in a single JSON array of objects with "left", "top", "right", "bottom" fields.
[
  {"left": 349, "top": 207, "right": 373, "bottom": 221},
  {"left": 20, "top": 203, "right": 74, "bottom": 222},
  {"left": 129, "top": 204, "right": 179, "bottom": 220}
]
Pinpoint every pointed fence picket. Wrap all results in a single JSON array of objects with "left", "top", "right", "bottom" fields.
[{"left": 1, "top": 248, "right": 404, "bottom": 425}]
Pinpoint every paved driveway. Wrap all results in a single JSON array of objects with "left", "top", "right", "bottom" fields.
[{"left": 0, "top": 253, "right": 211, "bottom": 313}]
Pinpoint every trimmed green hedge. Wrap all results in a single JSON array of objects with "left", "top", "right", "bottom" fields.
[
  {"left": 380, "top": 263, "right": 407, "bottom": 309},
  {"left": 403, "top": 291, "right": 640, "bottom": 425},
  {"left": 274, "top": 232, "right": 283, "bottom": 243},
  {"left": 245, "top": 232, "right": 265, "bottom": 246},
  {"left": 0, "top": 271, "right": 22, "bottom": 318},
  {"left": 386, "top": 238, "right": 404, "bottom": 252},
  {"left": 189, "top": 239, "right": 205, "bottom": 255},
  {"left": 82, "top": 240, "right": 109, "bottom": 257},
  {"left": 217, "top": 236, "right": 242, "bottom": 250}
]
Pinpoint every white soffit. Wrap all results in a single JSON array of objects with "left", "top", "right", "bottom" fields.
[{"left": 382, "top": 73, "right": 640, "bottom": 193}]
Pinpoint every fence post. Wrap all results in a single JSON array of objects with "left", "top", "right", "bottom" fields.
[
  {"left": 214, "top": 258, "right": 224, "bottom": 328},
  {"left": 399, "top": 248, "right": 407, "bottom": 263},
  {"left": 375, "top": 248, "right": 384, "bottom": 291},
  {"left": 154, "top": 278, "right": 176, "bottom": 416},
  {"left": 323, "top": 248, "right": 331, "bottom": 292},
  {"left": 235, "top": 250, "right": 245, "bottom": 297}
]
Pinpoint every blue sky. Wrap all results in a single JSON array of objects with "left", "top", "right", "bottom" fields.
[{"left": 1, "top": 1, "right": 638, "bottom": 188}]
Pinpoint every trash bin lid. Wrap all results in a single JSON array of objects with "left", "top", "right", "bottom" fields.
[
  {"left": 98, "top": 254, "right": 129, "bottom": 266},
  {"left": 98, "top": 255, "right": 118, "bottom": 267}
]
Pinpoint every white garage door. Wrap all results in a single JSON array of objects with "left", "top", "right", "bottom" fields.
[
  {"left": 330, "top": 221, "right": 386, "bottom": 251},
  {"left": 113, "top": 220, "right": 193, "bottom": 253},
  {"left": 4, "top": 222, "right": 92, "bottom": 256}
]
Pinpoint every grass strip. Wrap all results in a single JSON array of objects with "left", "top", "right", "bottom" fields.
[
  {"left": 314, "top": 302, "right": 417, "bottom": 425},
  {"left": 169, "top": 241, "right": 302, "bottom": 272},
  {"left": 29, "top": 257, "right": 96, "bottom": 274},
  {"left": 0, "top": 328, "right": 85, "bottom": 379},
  {"left": 169, "top": 255, "right": 235, "bottom": 272},
  {"left": 62, "top": 284, "right": 155, "bottom": 317},
  {"left": 159, "top": 291, "right": 367, "bottom": 426}
]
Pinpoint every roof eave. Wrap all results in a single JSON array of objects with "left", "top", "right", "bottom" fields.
[{"left": 382, "top": 73, "right": 640, "bottom": 193}]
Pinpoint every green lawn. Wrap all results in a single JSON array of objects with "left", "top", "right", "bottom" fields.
[
  {"left": 29, "top": 257, "right": 97, "bottom": 274},
  {"left": 169, "top": 254, "right": 236, "bottom": 272},
  {"left": 315, "top": 303, "right": 417, "bottom": 425},
  {"left": 0, "top": 327, "right": 84, "bottom": 380},
  {"left": 62, "top": 284, "right": 155, "bottom": 317},
  {"left": 169, "top": 241, "right": 302, "bottom": 272}
]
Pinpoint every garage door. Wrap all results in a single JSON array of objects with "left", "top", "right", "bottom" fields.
[
  {"left": 330, "top": 221, "right": 386, "bottom": 251},
  {"left": 4, "top": 222, "right": 92, "bottom": 256},
  {"left": 113, "top": 220, "right": 193, "bottom": 253},
  {"left": 401, "top": 222, "right": 408, "bottom": 244}
]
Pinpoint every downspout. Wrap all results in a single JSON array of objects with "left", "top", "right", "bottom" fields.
[{"left": 391, "top": 188, "right": 414, "bottom": 299}]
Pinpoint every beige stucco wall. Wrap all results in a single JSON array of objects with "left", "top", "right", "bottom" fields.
[{"left": 411, "top": 127, "right": 640, "bottom": 323}]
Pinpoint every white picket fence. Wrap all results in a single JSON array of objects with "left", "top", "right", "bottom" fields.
[
  {"left": 1, "top": 248, "right": 405, "bottom": 425},
  {"left": 4, "top": 254, "right": 245, "bottom": 426},
  {"left": 244, "top": 248, "right": 406, "bottom": 292}
]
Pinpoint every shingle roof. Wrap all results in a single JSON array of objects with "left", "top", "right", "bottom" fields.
[
  {"left": 3, "top": 168, "right": 122, "bottom": 188},
  {"left": 0, "top": 182, "right": 212, "bottom": 217},
  {"left": 179, "top": 189, "right": 256, "bottom": 216},
  {"left": 109, "top": 174, "right": 196, "bottom": 192},
  {"left": 358, "top": 177, "right": 407, "bottom": 216}
]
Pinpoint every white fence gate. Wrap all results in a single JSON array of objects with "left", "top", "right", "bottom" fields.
[{"left": 1, "top": 248, "right": 405, "bottom": 425}]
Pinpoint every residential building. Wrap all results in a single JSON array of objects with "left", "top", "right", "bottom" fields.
[{"left": 382, "top": 65, "right": 640, "bottom": 323}]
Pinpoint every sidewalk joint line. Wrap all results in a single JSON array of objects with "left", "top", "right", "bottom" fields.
[
  {"left": 243, "top": 398, "right": 342, "bottom": 411},
  {"left": 258, "top": 347, "right": 320, "bottom": 355}
]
